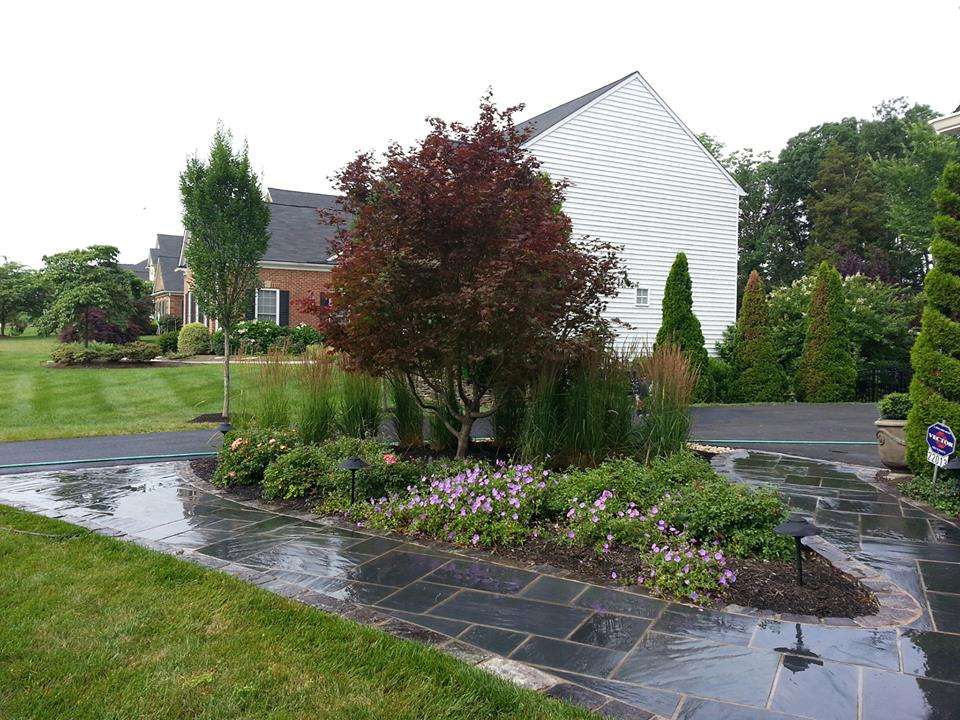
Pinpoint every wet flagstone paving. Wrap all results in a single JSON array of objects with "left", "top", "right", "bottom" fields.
[{"left": 3, "top": 452, "right": 960, "bottom": 719}]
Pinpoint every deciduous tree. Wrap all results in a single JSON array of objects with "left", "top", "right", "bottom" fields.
[
  {"left": 323, "top": 97, "right": 627, "bottom": 458},
  {"left": 0, "top": 262, "right": 44, "bottom": 336},
  {"left": 180, "top": 127, "right": 270, "bottom": 419}
]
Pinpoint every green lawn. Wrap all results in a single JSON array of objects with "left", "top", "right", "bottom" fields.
[
  {"left": 0, "top": 336, "right": 264, "bottom": 442},
  {"left": 0, "top": 505, "right": 585, "bottom": 720}
]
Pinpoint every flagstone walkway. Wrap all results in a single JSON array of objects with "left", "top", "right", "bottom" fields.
[{"left": 2, "top": 453, "right": 959, "bottom": 720}]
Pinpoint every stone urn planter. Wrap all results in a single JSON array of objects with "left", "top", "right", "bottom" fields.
[{"left": 875, "top": 418, "right": 909, "bottom": 472}]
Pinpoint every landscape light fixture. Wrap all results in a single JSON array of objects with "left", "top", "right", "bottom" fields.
[
  {"left": 774, "top": 514, "right": 821, "bottom": 586},
  {"left": 339, "top": 457, "right": 370, "bottom": 505}
]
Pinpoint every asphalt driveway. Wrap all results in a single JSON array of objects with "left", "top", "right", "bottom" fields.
[
  {"left": 0, "top": 403, "right": 884, "bottom": 474},
  {"left": 690, "top": 402, "right": 880, "bottom": 466}
]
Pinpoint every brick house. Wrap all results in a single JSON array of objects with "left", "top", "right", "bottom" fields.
[
  {"left": 169, "top": 72, "right": 742, "bottom": 343},
  {"left": 178, "top": 188, "right": 341, "bottom": 329},
  {"left": 146, "top": 233, "right": 185, "bottom": 321}
]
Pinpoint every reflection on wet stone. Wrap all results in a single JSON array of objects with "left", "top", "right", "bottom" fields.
[
  {"left": 511, "top": 635, "right": 626, "bottom": 677},
  {"left": 425, "top": 558, "right": 536, "bottom": 593},
  {"left": 458, "top": 625, "right": 528, "bottom": 655},
  {"left": 569, "top": 612, "right": 650, "bottom": 651},
  {"left": 347, "top": 551, "right": 449, "bottom": 587},
  {"left": 430, "top": 590, "right": 590, "bottom": 637},
  {"left": 771, "top": 656, "right": 858, "bottom": 720},
  {"left": 752, "top": 621, "right": 899, "bottom": 671},
  {"left": 376, "top": 581, "right": 460, "bottom": 613}
]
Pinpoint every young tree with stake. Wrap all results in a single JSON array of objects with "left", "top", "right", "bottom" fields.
[{"left": 180, "top": 128, "right": 270, "bottom": 420}]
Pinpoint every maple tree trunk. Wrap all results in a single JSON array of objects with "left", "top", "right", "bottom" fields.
[{"left": 455, "top": 418, "right": 473, "bottom": 459}]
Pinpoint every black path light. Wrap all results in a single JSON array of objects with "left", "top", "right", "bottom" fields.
[
  {"left": 774, "top": 514, "right": 821, "bottom": 586},
  {"left": 339, "top": 457, "right": 370, "bottom": 505}
]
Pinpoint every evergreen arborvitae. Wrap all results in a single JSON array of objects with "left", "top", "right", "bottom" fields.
[
  {"left": 906, "top": 162, "right": 960, "bottom": 473},
  {"left": 795, "top": 261, "right": 857, "bottom": 402},
  {"left": 734, "top": 270, "right": 788, "bottom": 402},
  {"left": 655, "top": 253, "right": 711, "bottom": 398}
]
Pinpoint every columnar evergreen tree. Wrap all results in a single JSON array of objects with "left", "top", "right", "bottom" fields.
[
  {"left": 734, "top": 270, "right": 787, "bottom": 402},
  {"left": 655, "top": 252, "right": 710, "bottom": 397},
  {"left": 906, "top": 162, "right": 960, "bottom": 472},
  {"left": 181, "top": 128, "right": 271, "bottom": 420},
  {"left": 795, "top": 261, "right": 857, "bottom": 402}
]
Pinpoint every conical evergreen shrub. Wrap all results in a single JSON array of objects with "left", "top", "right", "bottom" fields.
[
  {"left": 795, "top": 262, "right": 857, "bottom": 402},
  {"left": 734, "top": 270, "right": 788, "bottom": 402},
  {"left": 655, "top": 252, "right": 712, "bottom": 399},
  {"left": 906, "top": 162, "right": 960, "bottom": 473}
]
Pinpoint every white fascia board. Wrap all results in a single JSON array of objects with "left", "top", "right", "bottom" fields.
[
  {"left": 931, "top": 112, "right": 960, "bottom": 136},
  {"left": 258, "top": 261, "right": 334, "bottom": 272}
]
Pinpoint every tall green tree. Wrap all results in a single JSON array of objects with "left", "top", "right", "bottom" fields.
[
  {"left": 0, "top": 262, "right": 44, "bottom": 336},
  {"left": 795, "top": 262, "right": 857, "bottom": 402},
  {"left": 734, "top": 270, "right": 787, "bottom": 402},
  {"left": 906, "top": 162, "right": 960, "bottom": 473},
  {"left": 805, "top": 144, "right": 892, "bottom": 279},
  {"left": 36, "top": 246, "right": 141, "bottom": 345},
  {"left": 181, "top": 127, "right": 270, "bottom": 420},
  {"left": 655, "top": 253, "right": 709, "bottom": 397},
  {"left": 876, "top": 123, "right": 960, "bottom": 290}
]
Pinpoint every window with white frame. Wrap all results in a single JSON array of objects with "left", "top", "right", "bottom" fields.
[
  {"left": 255, "top": 288, "right": 280, "bottom": 324},
  {"left": 635, "top": 287, "right": 650, "bottom": 307}
]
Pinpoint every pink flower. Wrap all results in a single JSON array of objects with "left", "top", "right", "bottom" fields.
[
  {"left": 230, "top": 438, "right": 245, "bottom": 451},
  {"left": 611, "top": 571, "right": 618, "bottom": 580},
  {"left": 383, "top": 453, "right": 398, "bottom": 465},
  {"left": 471, "top": 534, "right": 480, "bottom": 545}
]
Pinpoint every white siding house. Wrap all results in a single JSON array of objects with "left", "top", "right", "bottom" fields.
[{"left": 518, "top": 72, "right": 744, "bottom": 351}]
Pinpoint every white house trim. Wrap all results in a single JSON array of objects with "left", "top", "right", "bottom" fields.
[
  {"left": 258, "top": 261, "right": 334, "bottom": 272},
  {"left": 254, "top": 288, "right": 281, "bottom": 324},
  {"left": 932, "top": 110, "right": 960, "bottom": 136}
]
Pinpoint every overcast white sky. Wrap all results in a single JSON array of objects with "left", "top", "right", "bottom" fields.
[{"left": 1, "top": 0, "right": 957, "bottom": 268}]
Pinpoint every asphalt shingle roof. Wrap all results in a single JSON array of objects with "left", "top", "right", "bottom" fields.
[
  {"left": 264, "top": 187, "right": 347, "bottom": 264},
  {"left": 515, "top": 73, "right": 634, "bottom": 142},
  {"left": 150, "top": 234, "right": 184, "bottom": 293},
  {"left": 120, "top": 259, "right": 149, "bottom": 281}
]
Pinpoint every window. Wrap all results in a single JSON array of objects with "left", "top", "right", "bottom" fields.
[
  {"left": 255, "top": 288, "right": 280, "bottom": 324},
  {"left": 635, "top": 288, "right": 649, "bottom": 307}
]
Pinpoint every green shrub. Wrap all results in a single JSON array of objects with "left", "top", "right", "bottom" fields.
[
  {"left": 655, "top": 252, "right": 710, "bottom": 400},
  {"left": 213, "top": 429, "right": 299, "bottom": 486},
  {"left": 704, "top": 357, "right": 736, "bottom": 403},
  {"left": 796, "top": 262, "right": 857, "bottom": 402},
  {"left": 733, "top": 270, "right": 788, "bottom": 402},
  {"left": 119, "top": 341, "right": 160, "bottom": 362},
  {"left": 388, "top": 374, "right": 423, "bottom": 448},
  {"left": 50, "top": 343, "right": 100, "bottom": 365},
  {"left": 339, "top": 371, "right": 383, "bottom": 439},
  {"left": 289, "top": 324, "right": 323, "bottom": 354},
  {"left": 878, "top": 392, "right": 912, "bottom": 420},
  {"left": 907, "top": 162, "right": 960, "bottom": 475},
  {"left": 297, "top": 356, "right": 338, "bottom": 444},
  {"left": 178, "top": 323, "right": 211, "bottom": 356},
  {"left": 158, "top": 331, "right": 179, "bottom": 354},
  {"left": 262, "top": 437, "right": 418, "bottom": 501},
  {"left": 50, "top": 342, "right": 156, "bottom": 364}
]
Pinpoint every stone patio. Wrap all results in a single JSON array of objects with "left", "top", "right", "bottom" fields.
[{"left": 2, "top": 452, "right": 959, "bottom": 720}]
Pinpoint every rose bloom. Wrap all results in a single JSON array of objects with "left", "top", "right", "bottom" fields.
[{"left": 383, "top": 453, "right": 398, "bottom": 465}]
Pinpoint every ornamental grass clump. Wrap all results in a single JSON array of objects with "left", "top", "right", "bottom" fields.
[
  {"left": 359, "top": 463, "right": 554, "bottom": 547},
  {"left": 388, "top": 374, "right": 424, "bottom": 449},
  {"left": 339, "top": 370, "right": 383, "bottom": 439},
  {"left": 636, "top": 344, "right": 698, "bottom": 461},
  {"left": 249, "top": 349, "right": 292, "bottom": 429},
  {"left": 297, "top": 353, "right": 338, "bottom": 444}
]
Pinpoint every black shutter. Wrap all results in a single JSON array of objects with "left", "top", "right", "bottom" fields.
[
  {"left": 244, "top": 290, "right": 255, "bottom": 321},
  {"left": 279, "top": 290, "right": 290, "bottom": 326}
]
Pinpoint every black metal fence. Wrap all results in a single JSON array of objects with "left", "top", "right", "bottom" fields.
[{"left": 856, "top": 365, "right": 911, "bottom": 402}]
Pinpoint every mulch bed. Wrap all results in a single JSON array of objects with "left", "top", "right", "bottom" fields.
[
  {"left": 188, "top": 456, "right": 878, "bottom": 618},
  {"left": 189, "top": 413, "right": 228, "bottom": 424},
  {"left": 722, "top": 552, "right": 878, "bottom": 617}
]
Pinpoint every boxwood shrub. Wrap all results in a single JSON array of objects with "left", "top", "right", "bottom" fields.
[
  {"left": 178, "top": 323, "right": 211, "bottom": 356},
  {"left": 878, "top": 392, "right": 911, "bottom": 420},
  {"left": 50, "top": 341, "right": 160, "bottom": 365}
]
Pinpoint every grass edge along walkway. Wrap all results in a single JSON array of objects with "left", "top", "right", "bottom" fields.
[{"left": 0, "top": 505, "right": 588, "bottom": 720}]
